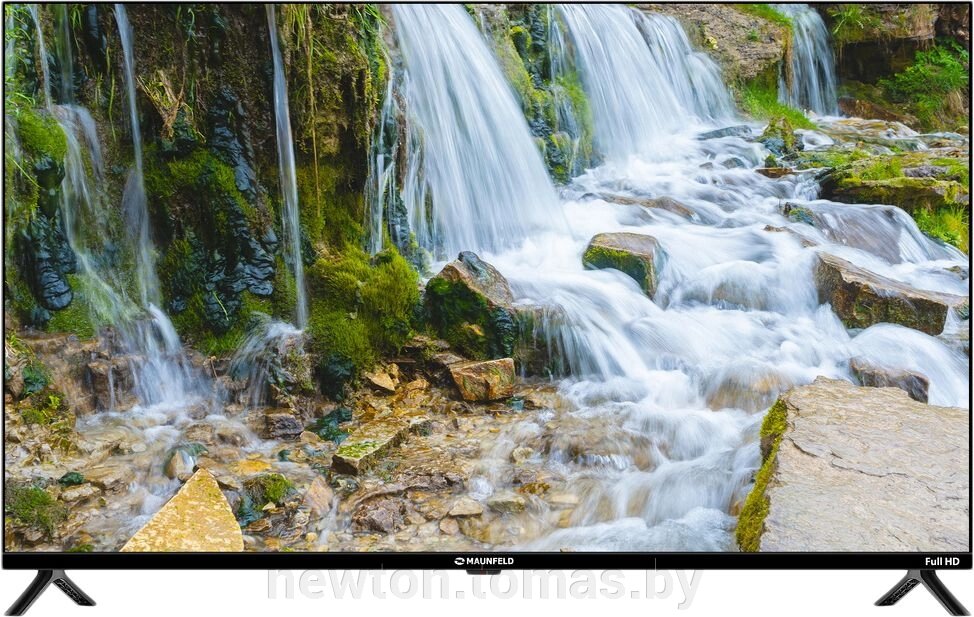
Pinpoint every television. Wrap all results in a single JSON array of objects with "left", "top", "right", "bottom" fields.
[{"left": 3, "top": 2, "right": 970, "bottom": 615}]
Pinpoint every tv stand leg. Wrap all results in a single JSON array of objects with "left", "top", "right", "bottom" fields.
[
  {"left": 5, "top": 570, "right": 95, "bottom": 616},
  {"left": 875, "top": 570, "right": 969, "bottom": 616}
]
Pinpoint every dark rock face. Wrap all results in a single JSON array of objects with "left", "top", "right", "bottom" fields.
[
  {"left": 814, "top": 253, "right": 965, "bottom": 335},
  {"left": 208, "top": 86, "right": 258, "bottom": 202},
  {"left": 18, "top": 213, "right": 76, "bottom": 312}
]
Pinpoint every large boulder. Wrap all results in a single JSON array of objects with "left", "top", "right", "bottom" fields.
[
  {"left": 582, "top": 232, "right": 665, "bottom": 298},
  {"left": 737, "top": 378, "right": 968, "bottom": 552},
  {"left": 121, "top": 469, "right": 243, "bottom": 552},
  {"left": 814, "top": 252, "right": 966, "bottom": 335},
  {"left": 425, "top": 252, "right": 517, "bottom": 360},
  {"left": 449, "top": 358, "right": 517, "bottom": 402}
]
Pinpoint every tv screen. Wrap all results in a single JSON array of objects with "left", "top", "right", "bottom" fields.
[{"left": 2, "top": 0, "right": 970, "bottom": 587}]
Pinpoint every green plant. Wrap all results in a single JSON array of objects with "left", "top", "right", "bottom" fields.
[
  {"left": 827, "top": 5, "right": 882, "bottom": 45},
  {"left": 731, "top": 4, "right": 792, "bottom": 28},
  {"left": 740, "top": 81, "right": 815, "bottom": 129},
  {"left": 914, "top": 206, "right": 970, "bottom": 254},
  {"left": 5, "top": 485, "right": 67, "bottom": 536},
  {"left": 880, "top": 42, "right": 969, "bottom": 130}
]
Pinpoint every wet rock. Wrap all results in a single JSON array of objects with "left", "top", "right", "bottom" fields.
[
  {"left": 261, "top": 410, "right": 304, "bottom": 440},
  {"left": 737, "top": 378, "right": 967, "bottom": 552},
  {"left": 332, "top": 410, "right": 430, "bottom": 475},
  {"left": 758, "top": 116, "right": 800, "bottom": 157},
  {"left": 814, "top": 253, "right": 966, "bottom": 335},
  {"left": 486, "top": 491, "right": 526, "bottom": 514},
  {"left": 229, "top": 458, "right": 271, "bottom": 477},
  {"left": 697, "top": 125, "right": 752, "bottom": 140},
  {"left": 448, "top": 497, "right": 484, "bottom": 517},
  {"left": 302, "top": 476, "right": 335, "bottom": 518},
  {"left": 84, "top": 462, "right": 136, "bottom": 493},
  {"left": 60, "top": 483, "right": 99, "bottom": 503},
  {"left": 582, "top": 232, "right": 665, "bottom": 297},
  {"left": 449, "top": 358, "right": 516, "bottom": 402},
  {"left": 755, "top": 167, "right": 791, "bottom": 178},
  {"left": 86, "top": 357, "right": 135, "bottom": 411},
  {"left": 589, "top": 193, "right": 695, "bottom": 220},
  {"left": 19, "top": 213, "right": 75, "bottom": 312},
  {"left": 425, "top": 252, "right": 517, "bottom": 359},
  {"left": 122, "top": 469, "right": 243, "bottom": 552},
  {"left": 439, "top": 517, "right": 460, "bottom": 535},
  {"left": 164, "top": 443, "right": 206, "bottom": 481},
  {"left": 364, "top": 365, "right": 399, "bottom": 393},
  {"left": 353, "top": 497, "right": 406, "bottom": 534},
  {"left": 850, "top": 358, "right": 930, "bottom": 403}
]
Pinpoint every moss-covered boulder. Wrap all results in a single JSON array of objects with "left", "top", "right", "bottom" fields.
[
  {"left": 736, "top": 378, "right": 967, "bottom": 552},
  {"left": 757, "top": 116, "right": 800, "bottom": 158},
  {"left": 425, "top": 252, "right": 517, "bottom": 360},
  {"left": 815, "top": 252, "right": 967, "bottom": 335},
  {"left": 582, "top": 232, "right": 665, "bottom": 298},
  {"left": 449, "top": 358, "right": 516, "bottom": 402}
]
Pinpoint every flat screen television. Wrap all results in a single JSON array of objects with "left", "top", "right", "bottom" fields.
[{"left": 3, "top": 2, "right": 971, "bottom": 615}]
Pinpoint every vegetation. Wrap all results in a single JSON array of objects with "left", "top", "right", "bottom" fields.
[
  {"left": 915, "top": 207, "right": 970, "bottom": 254},
  {"left": 5, "top": 484, "right": 68, "bottom": 537},
  {"left": 880, "top": 42, "right": 969, "bottom": 131},
  {"left": 731, "top": 4, "right": 792, "bottom": 29},
  {"left": 740, "top": 80, "right": 815, "bottom": 130},
  {"left": 736, "top": 399, "right": 788, "bottom": 552}
]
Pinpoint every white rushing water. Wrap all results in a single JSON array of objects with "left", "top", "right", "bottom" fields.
[
  {"left": 775, "top": 4, "right": 839, "bottom": 115},
  {"left": 382, "top": 4, "right": 564, "bottom": 259},
  {"left": 377, "top": 3, "right": 970, "bottom": 552},
  {"left": 554, "top": 4, "right": 734, "bottom": 162},
  {"left": 267, "top": 5, "right": 308, "bottom": 328}
]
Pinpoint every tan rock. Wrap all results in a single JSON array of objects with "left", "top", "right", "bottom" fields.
[
  {"left": 449, "top": 358, "right": 516, "bottom": 402},
  {"left": 582, "top": 232, "right": 665, "bottom": 297},
  {"left": 303, "top": 476, "right": 335, "bottom": 518},
  {"left": 743, "top": 378, "right": 968, "bottom": 552},
  {"left": 122, "top": 469, "right": 243, "bottom": 552},
  {"left": 448, "top": 497, "right": 484, "bottom": 517}
]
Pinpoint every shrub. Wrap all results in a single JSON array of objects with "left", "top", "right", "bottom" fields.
[{"left": 881, "top": 42, "right": 969, "bottom": 130}]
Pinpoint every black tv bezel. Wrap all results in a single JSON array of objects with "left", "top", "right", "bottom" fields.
[{"left": 2, "top": 0, "right": 973, "bottom": 575}]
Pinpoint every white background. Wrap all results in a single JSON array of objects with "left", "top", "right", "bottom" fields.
[{"left": 1, "top": 568, "right": 971, "bottom": 616}]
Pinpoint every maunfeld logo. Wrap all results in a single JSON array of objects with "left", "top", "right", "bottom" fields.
[{"left": 453, "top": 556, "right": 514, "bottom": 566}]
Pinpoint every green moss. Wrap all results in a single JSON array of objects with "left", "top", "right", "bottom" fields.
[
  {"left": 19, "top": 391, "right": 67, "bottom": 426},
  {"left": 67, "top": 543, "right": 94, "bottom": 553},
  {"left": 741, "top": 79, "right": 815, "bottom": 130},
  {"left": 306, "top": 245, "right": 420, "bottom": 396},
  {"left": 335, "top": 440, "right": 378, "bottom": 460},
  {"left": 731, "top": 4, "right": 792, "bottom": 28},
  {"left": 245, "top": 473, "right": 294, "bottom": 506},
  {"left": 736, "top": 399, "right": 788, "bottom": 552},
  {"left": 915, "top": 206, "right": 970, "bottom": 253},
  {"left": 880, "top": 41, "right": 969, "bottom": 132},
  {"left": 14, "top": 107, "right": 68, "bottom": 162},
  {"left": 4, "top": 485, "right": 68, "bottom": 537},
  {"left": 45, "top": 275, "right": 96, "bottom": 338},
  {"left": 582, "top": 245, "right": 654, "bottom": 294},
  {"left": 424, "top": 273, "right": 516, "bottom": 360},
  {"left": 58, "top": 472, "right": 85, "bottom": 487}
]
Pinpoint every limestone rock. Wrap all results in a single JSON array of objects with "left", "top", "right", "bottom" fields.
[
  {"left": 582, "top": 232, "right": 665, "bottom": 297},
  {"left": 486, "top": 491, "right": 526, "bottom": 514},
  {"left": 815, "top": 253, "right": 966, "bottom": 335},
  {"left": 331, "top": 410, "right": 430, "bottom": 475},
  {"left": 261, "top": 409, "right": 303, "bottom": 440},
  {"left": 122, "top": 469, "right": 243, "bottom": 552},
  {"left": 738, "top": 378, "right": 968, "bottom": 552},
  {"left": 850, "top": 357, "right": 930, "bottom": 403},
  {"left": 302, "top": 476, "right": 335, "bottom": 518},
  {"left": 449, "top": 358, "right": 516, "bottom": 402},
  {"left": 448, "top": 496, "right": 484, "bottom": 517},
  {"left": 86, "top": 357, "right": 135, "bottom": 411}
]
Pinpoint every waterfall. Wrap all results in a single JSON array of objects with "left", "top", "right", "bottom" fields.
[
  {"left": 266, "top": 5, "right": 308, "bottom": 329},
  {"left": 775, "top": 4, "right": 839, "bottom": 115},
  {"left": 54, "top": 3, "right": 73, "bottom": 103},
  {"left": 554, "top": 5, "right": 734, "bottom": 161},
  {"left": 377, "top": 4, "right": 563, "bottom": 259},
  {"left": 27, "top": 5, "right": 52, "bottom": 109},
  {"left": 114, "top": 4, "right": 159, "bottom": 307}
]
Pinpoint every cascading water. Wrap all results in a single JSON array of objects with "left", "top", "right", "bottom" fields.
[
  {"left": 374, "top": 4, "right": 564, "bottom": 259},
  {"left": 267, "top": 5, "right": 308, "bottom": 329},
  {"left": 368, "top": 4, "right": 966, "bottom": 551},
  {"left": 553, "top": 4, "right": 734, "bottom": 161},
  {"left": 775, "top": 4, "right": 839, "bottom": 115}
]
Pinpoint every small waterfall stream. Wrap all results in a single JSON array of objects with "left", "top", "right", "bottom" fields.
[
  {"left": 776, "top": 4, "right": 839, "bottom": 115},
  {"left": 267, "top": 5, "right": 308, "bottom": 329},
  {"left": 382, "top": 4, "right": 564, "bottom": 259},
  {"left": 554, "top": 5, "right": 734, "bottom": 161}
]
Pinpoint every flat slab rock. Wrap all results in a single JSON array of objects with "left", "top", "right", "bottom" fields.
[
  {"left": 121, "top": 468, "right": 243, "bottom": 552},
  {"left": 332, "top": 410, "right": 431, "bottom": 475},
  {"left": 760, "top": 378, "right": 969, "bottom": 552}
]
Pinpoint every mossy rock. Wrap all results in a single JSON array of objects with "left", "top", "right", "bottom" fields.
[
  {"left": 758, "top": 116, "right": 801, "bottom": 157},
  {"left": 735, "top": 398, "right": 788, "bottom": 552},
  {"left": 424, "top": 252, "right": 517, "bottom": 360},
  {"left": 582, "top": 232, "right": 665, "bottom": 298},
  {"left": 4, "top": 484, "right": 68, "bottom": 537}
]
